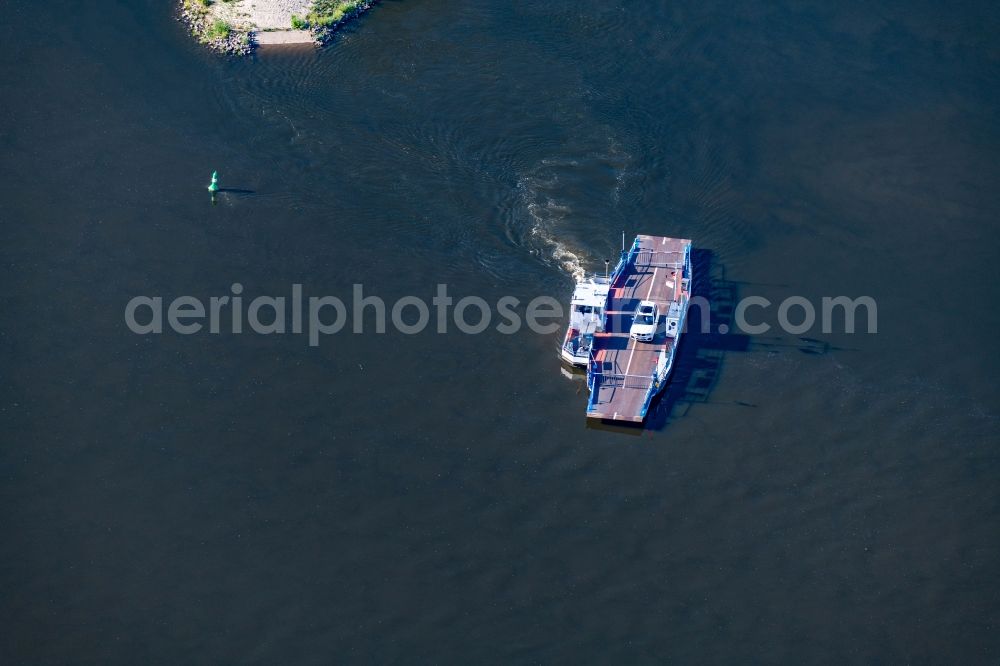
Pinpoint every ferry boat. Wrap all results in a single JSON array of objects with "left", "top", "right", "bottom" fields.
[{"left": 561, "top": 234, "right": 693, "bottom": 422}]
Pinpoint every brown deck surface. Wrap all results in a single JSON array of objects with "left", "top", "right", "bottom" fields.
[{"left": 587, "top": 235, "right": 689, "bottom": 422}]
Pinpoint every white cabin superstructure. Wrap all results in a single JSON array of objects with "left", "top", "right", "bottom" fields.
[{"left": 559, "top": 275, "right": 611, "bottom": 366}]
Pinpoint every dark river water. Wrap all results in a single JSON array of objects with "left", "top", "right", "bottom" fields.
[{"left": 2, "top": 0, "right": 998, "bottom": 662}]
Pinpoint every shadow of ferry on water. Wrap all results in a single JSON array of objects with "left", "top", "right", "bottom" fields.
[{"left": 641, "top": 248, "right": 749, "bottom": 432}]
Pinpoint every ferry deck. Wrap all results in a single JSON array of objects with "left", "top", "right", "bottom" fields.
[{"left": 586, "top": 235, "right": 691, "bottom": 422}]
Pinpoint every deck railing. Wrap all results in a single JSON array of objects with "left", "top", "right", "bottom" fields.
[
  {"left": 587, "top": 369, "right": 660, "bottom": 411},
  {"left": 633, "top": 249, "right": 686, "bottom": 269},
  {"left": 589, "top": 372, "right": 653, "bottom": 390},
  {"left": 609, "top": 237, "right": 641, "bottom": 285}
]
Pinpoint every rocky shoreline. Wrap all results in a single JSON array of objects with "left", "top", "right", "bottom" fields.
[
  {"left": 179, "top": 1, "right": 252, "bottom": 55},
  {"left": 179, "top": 0, "right": 376, "bottom": 56},
  {"left": 312, "top": 1, "right": 376, "bottom": 47}
]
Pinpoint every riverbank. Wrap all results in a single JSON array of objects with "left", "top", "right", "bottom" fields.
[{"left": 180, "top": 0, "right": 376, "bottom": 55}]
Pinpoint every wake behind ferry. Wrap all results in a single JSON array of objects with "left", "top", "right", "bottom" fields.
[{"left": 560, "top": 234, "right": 693, "bottom": 423}]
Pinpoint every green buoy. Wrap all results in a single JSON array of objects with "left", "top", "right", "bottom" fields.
[{"left": 208, "top": 171, "right": 219, "bottom": 193}]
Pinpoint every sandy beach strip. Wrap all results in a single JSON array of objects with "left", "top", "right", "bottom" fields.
[{"left": 255, "top": 29, "right": 314, "bottom": 45}]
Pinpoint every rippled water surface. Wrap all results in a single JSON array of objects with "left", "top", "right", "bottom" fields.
[{"left": 1, "top": 0, "right": 998, "bottom": 662}]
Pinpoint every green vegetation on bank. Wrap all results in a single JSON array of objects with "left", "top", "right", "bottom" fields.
[
  {"left": 181, "top": 0, "right": 250, "bottom": 53},
  {"left": 208, "top": 19, "right": 232, "bottom": 39},
  {"left": 289, "top": 1, "right": 369, "bottom": 29}
]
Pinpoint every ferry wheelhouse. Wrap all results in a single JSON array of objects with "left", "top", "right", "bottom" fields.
[{"left": 559, "top": 275, "right": 611, "bottom": 367}]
